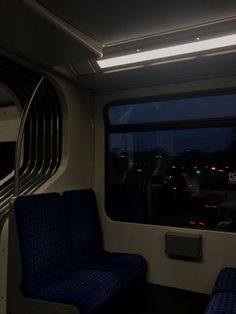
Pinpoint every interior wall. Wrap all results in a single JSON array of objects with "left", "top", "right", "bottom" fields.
[
  {"left": 0, "top": 119, "right": 20, "bottom": 142},
  {"left": 0, "top": 84, "right": 21, "bottom": 142},
  {"left": 38, "top": 75, "right": 93, "bottom": 193},
  {"left": 93, "top": 74, "right": 236, "bottom": 295},
  {"left": 0, "top": 74, "right": 93, "bottom": 314}
]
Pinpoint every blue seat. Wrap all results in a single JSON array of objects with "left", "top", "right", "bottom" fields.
[
  {"left": 205, "top": 293, "right": 236, "bottom": 314},
  {"left": 62, "top": 189, "right": 147, "bottom": 287},
  {"left": 205, "top": 268, "right": 236, "bottom": 314},
  {"left": 213, "top": 268, "right": 236, "bottom": 295},
  {"left": 63, "top": 189, "right": 103, "bottom": 262},
  {"left": 14, "top": 193, "right": 124, "bottom": 314},
  {"left": 79, "top": 252, "right": 147, "bottom": 285},
  {"left": 23, "top": 266, "right": 122, "bottom": 314},
  {"left": 14, "top": 193, "right": 71, "bottom": 290}
]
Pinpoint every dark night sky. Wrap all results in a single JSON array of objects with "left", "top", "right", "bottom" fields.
[
  {"left": 109, "top": 93, "right": 236, "bottom": 155},
  {"left": 109, "top": 94, "right": 236, "bottom": 124}
]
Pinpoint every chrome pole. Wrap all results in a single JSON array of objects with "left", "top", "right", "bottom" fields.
[{"left": 14, "top": 74, "right": 46, "bottom": 196}]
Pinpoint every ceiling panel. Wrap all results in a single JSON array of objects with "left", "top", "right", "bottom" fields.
[
  {"left": 38, "top": 0, "right": 236, "bottom": 45},
  {"left": 76, "top": 52, "right": 236, "bottom": 92},
  {"left": 0, "top": 0, "right": 101, "bottom": 66},
  {"left": 0, "top": 0, "right": 234, "bottom": 91}
]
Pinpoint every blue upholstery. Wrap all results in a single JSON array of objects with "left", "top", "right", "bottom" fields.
[
  {"left": 14, "top": 193, "right": 71, "bottom": 289},
  {"left": 79, "top": 252, "right": 147, "bottom": 285},
  {"left": 24, "top": 266, "right": 122, "bottom": 314},
  {"left": 63, "top": 189, "right": 103, "bottom": 261},
  {"left": 14, "top": 190, "right": 147, "bottom": 314},
  {"left": 63, "top": 189, "right": 147, "bottom": 285},
  {"left": 205, "top": 293, "right": 236, "bottom": 314},
  {"left": 205, "top": 268, "right": 236, "bottom": 314},
  {"left": 14, "top": 193, "right": 123, "bottom": 314},
  {"left": 213, "top": 268, "right": 236, "bottom": 295}
]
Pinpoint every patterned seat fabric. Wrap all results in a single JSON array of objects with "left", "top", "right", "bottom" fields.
[
  {"left": 24, "top": 266, "right": 122, "bottom": 314},
  {"left": 80, "top": 251, "right": 147, "bottom": 285},
  {"left": 205, "top": 293, "right": 236, "bottom": 314},
  {"left": 14, "top": 193, "right": 71, "bottom": 290},
  {"left": 213, "top": 268, "right": 236, "bottom": 295},
  {"left": 63, "top": 189, "right": 103, "bottom": 262},
  {"left": 14, "top": 193, "right": 124, "bottom": 314},
  {"left": 63, "top": 189, "right": 147, "bottom": 285}
]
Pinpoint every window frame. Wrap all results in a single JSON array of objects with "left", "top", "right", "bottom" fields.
[{"left": 104, "top": 87, "right": 236, "bottom": 227}]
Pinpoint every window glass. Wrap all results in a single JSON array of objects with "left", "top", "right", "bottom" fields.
[
  {"left": 108, "top": 94, "right": 236, "bottom": 125},
  {"left": 0, "top": 142, "right": 16, "bottom": 179},
  {"left": 0, "top": 86, "right": 20, "bottom": 180},
  {"left": 106, "top": 92, "right": 236, "bottom": 231}
]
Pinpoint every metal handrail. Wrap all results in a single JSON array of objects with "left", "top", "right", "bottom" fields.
[
  {"left": 0, "top": 75, "right": 46, "bottom": 230},
  {"left": 0, "top": 208, "right": 10, "bottom": 237},
  {"left": 0, "top": 72, "right": 62, "bottom": 227},
  {"left": 14, "top": 74, "right": 46, "bottom": 196}
]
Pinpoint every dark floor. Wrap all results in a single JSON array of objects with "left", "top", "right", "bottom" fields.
[{"left": 140, "top": 284, "right": 210, "bottom": 314}]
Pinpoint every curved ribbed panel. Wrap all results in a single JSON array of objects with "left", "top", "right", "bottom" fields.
[{"left": 0, "top": 54, "right": 62, "bottom": 218}]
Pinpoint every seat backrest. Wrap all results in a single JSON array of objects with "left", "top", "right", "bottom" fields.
[
  {"left": 63, "top": 189, "right": 103, "bottom": 262},
  {"left": 14, "top": 193, "right": 71, "bottom": 289}
]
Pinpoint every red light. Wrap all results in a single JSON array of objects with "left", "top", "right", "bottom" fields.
[
  {"left": 204, "top": 204, "right": 217, "bottom": 209},
  {"left": 189, "top": 221, "right": 196, "bottom": 225},
  {"left": 199, "top": 222, "right": 206, "bottom": 226}
]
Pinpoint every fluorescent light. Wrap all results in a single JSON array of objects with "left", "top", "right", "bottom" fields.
[{"left": 97, "top": 34, "right": 236, "bottom": 69}]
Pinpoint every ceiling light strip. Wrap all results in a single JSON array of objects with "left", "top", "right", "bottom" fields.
[{"left": 97, "top": 34, "right": 236, "bottom": 69}]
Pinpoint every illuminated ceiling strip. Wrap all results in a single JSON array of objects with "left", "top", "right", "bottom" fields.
[{"left": 97, "top": 34, "right": 236, "bottom": 69}]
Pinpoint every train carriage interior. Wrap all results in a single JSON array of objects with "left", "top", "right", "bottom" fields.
[{"left": 0, "top": 0, "right": 236, "bottom": 313}]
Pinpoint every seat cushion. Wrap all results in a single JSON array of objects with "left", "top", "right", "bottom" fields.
[
  {"left": 79, "top": 251, "right": 147, "bottom": 312},
  {"left": 205, "top": 293, "right": 236, "bottom": 314},
  {"left": 79, "top": 251, "right": 147, "bottom": 285},
  {"left": 213, "top": 268, "right": 236, "bottom": 295},
  {"left": 63, "top": 189, "right": 103, "bottom": 261},
  {"left": 23, "top": 266, "right": 123, "bottom": 314},
  {"left": 63, "top": 189, "right": 147, "bottom": 285},
  {"left": 14, "top": 193, "right": 71, "bottom": 289}
]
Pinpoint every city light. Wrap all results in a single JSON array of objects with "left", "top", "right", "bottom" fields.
[{"left": 199, "top": 222, "right": 206, "bottom": 226}]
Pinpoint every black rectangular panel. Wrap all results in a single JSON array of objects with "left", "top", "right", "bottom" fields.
[{"left": 165, "top": 232, "right": 202, "bottom": 261}]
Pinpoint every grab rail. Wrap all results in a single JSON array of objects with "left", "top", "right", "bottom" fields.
[
  {"left": 0, "top": 209, "right": 9, "bottom": 237},
  {"left": 0, "top": 75, "right": 46, "bottom": 233},
  {"left": 14, "top": 74, "right": 46, "bottom": 197}
]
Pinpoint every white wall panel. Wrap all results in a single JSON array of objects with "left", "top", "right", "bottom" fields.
[
  {"left": 93, "top": 75, "right": 236, "bottom": 294},
  {"left": 38, "top": 76, "right": 93, "bottom": 193}
]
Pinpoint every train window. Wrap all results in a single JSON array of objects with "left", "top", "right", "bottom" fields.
[
  {"left": 0, "top": 86, "right": 20, "bottom": 181},
  {"left": 105, "top": 91, "right": 236, "bottom": 231},
  {"left": 108, "top": 94, "right": 236, "bottom": 125}
]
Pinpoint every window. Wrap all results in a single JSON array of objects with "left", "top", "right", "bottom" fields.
[
  {"left": 105, "top": 90, "right": 236, "bottom": 230},
  {"left": 108, "top": 94, "right": 236, "bottom": 125},
  {"left": 0, "top": 86, "right": 21, "bottom": 181}
]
